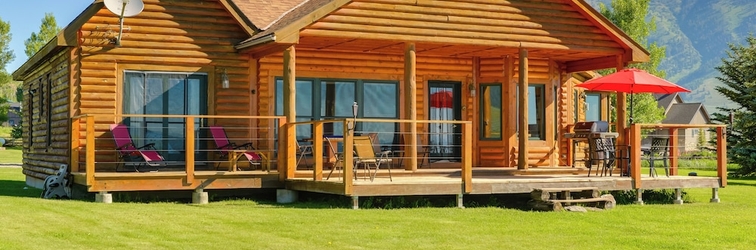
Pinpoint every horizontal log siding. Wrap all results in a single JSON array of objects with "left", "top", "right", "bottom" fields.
[
  {"left": 509, "top": 58, "right": 554, "bottom": 167},
  {"left": 557, "top": 71, "right": 572, "bottom": 166},
  {"left": 302, "top": 0, "right": 622, "bottom": 55},
  {"left": 72, "top": 0, "right": 250, "bottom": 170},
  {"left": 20, "top": 48, "right": 71, "bottom": 181}
]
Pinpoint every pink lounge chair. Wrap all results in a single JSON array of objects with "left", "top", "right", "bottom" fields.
[
  {"left": 209, "top": 126, "right": 267, "bottom": 171},
  {"left": 109, "top": 124, "right": 166, "bottom": 172}
]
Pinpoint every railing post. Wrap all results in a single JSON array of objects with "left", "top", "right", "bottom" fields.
[
  {"left": 630, "top": 123, "right": 642, "bottom": 189},
  {"left": 565, "top": 124, "right": 573, "bottom": 167},
  {"left": 462, "top": 122, "right": 472, "bottom": 193},
  {"left": 185, "top": 117, "right": 195, "bottom": 184},
  {"left": 343, "top": 120, "right": 354, "bottom": 195},
  {"left": 407, "top": 121, "right": 418, "bottom": 171},
  {"left": 85, "top": 116, "right": 95, "bottom": 187},
  {"left": 277, "top": 117, "right": 287, "bottom": 181},
  {"left": 71, "top": 117, "right": 80, "bottom": 172},
  {"left": 313, "top": 121, "right": 324, "bottom": 180},
  {"left": 717, "top": 127, "right": 727, "bottom": 187},
  {"left": 668, "top": 128, "right": 678, "bottom": 176}
]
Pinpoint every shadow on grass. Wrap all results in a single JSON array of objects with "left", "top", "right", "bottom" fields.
[
  {"left": 0, "top": 180, "right": 41, "bottom": 198},
  {"left": 260, "top": 192, "right": 535, "bottom": 210}
]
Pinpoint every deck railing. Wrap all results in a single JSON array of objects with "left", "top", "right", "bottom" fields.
[
  {"left": 627, "top": 124, "right": 727, "bottom": 189},
  {"left": 285, "top": 118, "right": 474, "bottom": 195},
  {"left": 71, "top": 114, "right": 285, "bottom": 187}
]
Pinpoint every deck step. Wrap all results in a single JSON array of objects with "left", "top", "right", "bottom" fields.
[
  {"left": 531, "top": 187, "right": 600, "bottom": 201},
  {"left": 529, "top": 194, "right": 616, "bottom": 211}
]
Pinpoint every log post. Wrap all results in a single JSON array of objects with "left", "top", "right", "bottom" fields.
[
  {"left": 343, "top": 120, "right": 354, "bottom": 195},
  {"left": 283, "top": 46, "right": 297, "bottom": 179},
  {"left": 277, "top": 117, "right": 286, "bottom": 181},
  {"left": 716, "top": 127, "right": 727, "bottom": 187},
  {"left": 185, "top": 117, "right": 195, "bottom": 184},
  {"left": 615, "top": 58, "right": 627, "bottom": 172},
  {"left": 71, "top": 117, "right": 80, "bottom": 172},
  {"left": 404, "top": 43, "right": 418, "bottom": 171},
  {"left": 462, "top": 122, "right": 472, "bottom": 193},
  {"left": 313, "top": 121, "right": 324, "bottom": 180},
  {"left": 85, "top": 116, "right": 95, "bottom": 187},
  {"left": 669, "top": 128, "right": 678, "bottom": 176},
  {"left": 630, "top": 123, "right": 642, "bottom": 189},
  {"left": 517, "top": 48, "right": 529, "bottom": 170}
]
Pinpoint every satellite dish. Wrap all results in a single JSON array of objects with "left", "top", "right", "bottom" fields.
[
  {"left": 103, "top": 0, "right": 144, "bottom": 46},
  {"left": 104, "top": 0, "right": 144, "bottom": 17}
]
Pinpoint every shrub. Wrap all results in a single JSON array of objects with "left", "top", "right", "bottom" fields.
[{"left": 10, "top": 125, "right": 21, "bottom": 139}]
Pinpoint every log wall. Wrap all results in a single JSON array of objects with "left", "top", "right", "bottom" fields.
[
  {"left": 20, "top": 48, "right": 71, "bottom": 182},
  {"left": 302, "top": 0, "right": 623, "bottom": 57},
  {"left": 71, "top": 0, "right": 250, "bottom": 171}
]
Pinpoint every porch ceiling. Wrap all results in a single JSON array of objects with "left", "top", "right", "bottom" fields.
[{"left": 297, "top": 35, "right": 618, "bottom": 62}]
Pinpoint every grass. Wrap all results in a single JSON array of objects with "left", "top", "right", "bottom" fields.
[
  {"left": 0, "top": 146, "right": 22, "bottom": 164},
  {"left": 0, "top": 126, "right": 11, "bottom": 137},
  {"left": 1, "top": 168, "right": 755, "bottom": 249}
]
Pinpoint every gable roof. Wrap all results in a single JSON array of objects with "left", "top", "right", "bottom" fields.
[
  {"left": 235, "top": 0, "right": 650, "bottom": 65},
  {"left": 654, "top": 93, "right": 683, "bottom": 113},
  {"left": 662, "top": 103, "right": 711, "bottom": 124},
  {"left": 229, "top": 0, "right": 308, "bottom": 31}
]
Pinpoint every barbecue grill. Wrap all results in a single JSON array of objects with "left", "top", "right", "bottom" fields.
[
  {"left": 564, "top": 121, "right": 619, "bottom": 171},
  {"left": 564, "top": 121, "right": 613, "bottom": 139}
]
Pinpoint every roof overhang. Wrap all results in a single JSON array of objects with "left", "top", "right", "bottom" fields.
[{"left": 12, "top": 1, "right": 104, "bottom": 80}]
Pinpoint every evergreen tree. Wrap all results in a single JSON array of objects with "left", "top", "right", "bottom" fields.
[
  {"left": 24, "top": 13, "right": 61, "bottom": 58},
  {"left": 712, "top": 35, "right": 756, "bottom": 177},
  {"left": 598, "top": 0, "right": 666, "bottom": 125}
]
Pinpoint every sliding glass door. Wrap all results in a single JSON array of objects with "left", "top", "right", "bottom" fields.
[{"left": 123, "top": 71, "right": 208, "bottom": 161}]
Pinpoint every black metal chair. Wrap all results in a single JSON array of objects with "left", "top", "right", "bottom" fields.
[
  {"left": 587, "top": 137, "right": 616, "bottom": 177},
  {"left": 646, "top": 137, "right": 670, "bottom": 177}
]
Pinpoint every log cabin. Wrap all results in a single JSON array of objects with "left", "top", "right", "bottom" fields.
[{"left": 12, "top": 0, "right": 727, "bottom": 204}]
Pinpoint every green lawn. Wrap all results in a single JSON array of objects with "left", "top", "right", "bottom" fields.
[
  {"left": 1, "top": 168, "right": 755, "bottom": 249},
  {"left": 0, "top": 146, "right": 22, "bottom": 164}
]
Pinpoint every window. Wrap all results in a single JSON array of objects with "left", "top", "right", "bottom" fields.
[
  {"left": 585, "top": 93, "right": 601, "bottom": 121},
  {"left": 528, "top": 84, "right": 545, "bottom": 140},
  {"left": 275, "top": 78, "right": 399, "bottom": 145},
  {"left": 123, "top": 71, "right": 208, "bottom": 161},
  {"left": 480, "top": 83, "right": 502, "bottom": 140},
  {"left": 45, "top": 74, "right": 52, "bottom": 148}
]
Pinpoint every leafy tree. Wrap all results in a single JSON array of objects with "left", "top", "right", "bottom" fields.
[
  {"left": 598, "top": 0, "right": 666, "bottom": 125},
  {"left": 711, "top": 35, "right": 756, "bottom": 177},
  {"left": 24, "top": 13, "right": 61, "bottom": 58},
  {"left": 0, "top": 17, "right": 15, "bottom": 124}
]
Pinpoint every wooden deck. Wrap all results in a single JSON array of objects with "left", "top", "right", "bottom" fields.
[
  {"left": 71, "top": 170, "right": 282, "bottom": 192},
  {"left": 286, "top": 167, "right": 721, "bottom": 197}
]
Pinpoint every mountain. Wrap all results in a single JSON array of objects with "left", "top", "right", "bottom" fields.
[{"left": 586, "top": 0, "right": 756, "bottom": 113}]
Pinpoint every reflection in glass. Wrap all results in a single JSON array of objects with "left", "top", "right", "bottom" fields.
[{"left": 480, "top": 84, "right": 502, "bottom": 140}]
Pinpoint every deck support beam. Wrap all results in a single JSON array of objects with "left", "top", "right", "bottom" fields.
[
  {"left": 635, "top": 189, "right": 644, "bottom": 205},
  {"left": 192, "top": 188, "right": 208, "bottom": 204},
  {"left": 283, "top": 46, "right": 297, "bottom": 179},
  {"left": 352, "top": 196, "right": 359, "bottom": 209},
  {"left": 276, "top": 189, "right": 299, "bottom": 204},
  {"left": 95, "top": 191, "right": 112, "bottom": 203},
  {"left": 710, "top": 188, "right": 720, "bottom": 203},
  {"left": 404, "top": 43, "right": 418, "bottom": 171},
  {"left": 457, "top": 194, "right": 465, "bottom": 209},
  {"left": 674, "top": 188, "right": 683, "bottom": 204},
  {"left": 517, "top": 48, "right": 529, "bottom": 170}
]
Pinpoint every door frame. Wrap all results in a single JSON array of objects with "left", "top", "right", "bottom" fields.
[{"left": 427, "top": 80, "right": 463, "bottom": 160}]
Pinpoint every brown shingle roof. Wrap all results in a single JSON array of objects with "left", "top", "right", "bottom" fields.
[{"left": 229, "top": 0, "right": 309, "bottom": 30}]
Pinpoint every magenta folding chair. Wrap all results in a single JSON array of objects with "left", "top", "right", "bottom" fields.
[
  {"left": 208, "top": 126, "right": 267, "bottom": 171},
  {"left": 109, "top": 124, "right": 166, "bottom": 172}
]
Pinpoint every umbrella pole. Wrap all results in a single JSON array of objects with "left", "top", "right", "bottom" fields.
[{"left": 629, "top": 92, "right": 634, "bottom": 124}]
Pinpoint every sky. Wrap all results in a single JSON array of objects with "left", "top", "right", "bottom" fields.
[{"left": 0, "top": 1, "right": 92, "bottom": 73}]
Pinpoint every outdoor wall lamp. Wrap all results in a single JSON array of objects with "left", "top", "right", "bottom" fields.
[
  {"left": 468, "top": 83, "right": 476, "bottom": 97},
  {"left": 348, "top": 102, "right": 358, "bottom": 131},
  {"left": 221, "top": 68, "right": 230, "bottom": 89}
]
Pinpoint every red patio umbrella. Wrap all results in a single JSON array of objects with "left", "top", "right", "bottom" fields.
[
  {"left": 430, "top": 90, "right": 454, "bottom": 109},
  {"left": 575, "top": 68, "right": 690, "bottom": 123}
]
